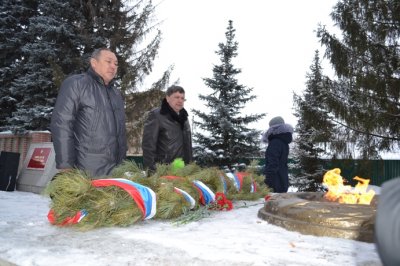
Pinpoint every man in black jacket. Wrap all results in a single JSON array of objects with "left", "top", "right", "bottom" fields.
[
  {"left": 142, "top": 85, "right": 193, "bottom": 172},
  {"left": 50, "top": 48, "right": 127, "bottom": 178}
]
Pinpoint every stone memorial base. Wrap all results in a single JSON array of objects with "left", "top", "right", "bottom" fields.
[
  {"left": 257, "top": 192, "right": 377, "bottom": 243},
  {"left": 17, "top": 142, "right": 57, "bottom": 194}
]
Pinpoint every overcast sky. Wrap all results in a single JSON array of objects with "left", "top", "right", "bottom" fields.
[{"left": 146, "top": 0, "right": 339, "bottom": 131}]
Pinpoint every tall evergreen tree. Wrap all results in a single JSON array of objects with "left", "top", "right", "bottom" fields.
[
  {"left": 316, "top": 0, "right": 400, "bottom": 159},
  {"left": 292, "top": 51, "right": 336, "bottom": 191},
  {"left": 0, "top": 0, "right": 39, "bottom": 128},
  {"left": 192, "top": 20, "right": 265, "bottom": 168},
  {"left": 6, "top": 0, "right": 85, "bottom": 132}
]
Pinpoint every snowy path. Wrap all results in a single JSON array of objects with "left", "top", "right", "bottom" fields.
[{"left": 0, "top": 191, "right": 382, "bottom": 266}]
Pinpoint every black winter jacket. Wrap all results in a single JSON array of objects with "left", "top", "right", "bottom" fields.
[
  {"left": 263, "top": 124, "right": 293, "bottom": 193},
  {"left": 142, "top": 99, "right": 193, "bottom": 171},
  {"left": 50, "top": 67, "right": 127, "bottom": 177},
  {"left": 375, "top": 177, "right": 400, "bottom": 266}
]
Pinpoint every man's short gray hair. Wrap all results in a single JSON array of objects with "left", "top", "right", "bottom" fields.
[
  {"left": 91, "top": 48, "right": 113, "bottom": 60},
  {"left": 166, "top": 85, "right": 185, "bottom": 96}
]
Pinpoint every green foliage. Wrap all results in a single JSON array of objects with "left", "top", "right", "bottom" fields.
[
  {"left": 46, "top": 161, "right": 271, "bottom": 229},
  {"left": 189, "top": 167, "right": 232, "bottom": 194},
  {"left": 192, "top": 20, "right": 265, "bottom": 168},
  {"left": 0, "top": 0, "right": 39, "bottom": 128},
  {"left": 292, "top": 51, "right": 334, "bottom": 191},
  {"left": 315, "top": 0, "right": 400, "bottom": 158},
  {"left": 149, "top": 162, "right": 201, "bottom": 178},
  {"left": 110, "top": 160, "right": 146, "bottom": 179},
  {"left": 46, "top": 169, "right": 143, "bottom": 230},
  {"left": 156, "top": 182, "right": 193, "bottom": 219},
  {"left": 45, "top": 170, "right": 93, "bottom": 201},
  {"left": 172, "top": 206, "right": 214, "bottom": 226}
]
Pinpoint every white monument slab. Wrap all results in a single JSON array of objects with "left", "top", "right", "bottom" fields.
[{"left": 17, "top": 142, "right": 58, "bottom": 194}]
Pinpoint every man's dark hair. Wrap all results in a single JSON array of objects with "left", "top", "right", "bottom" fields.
[
  {"left": 91, "top": 48, "right": 113, "bottom": 60},
  {"left": 166, "top": 85, "right": 185, "bottom": 96}
]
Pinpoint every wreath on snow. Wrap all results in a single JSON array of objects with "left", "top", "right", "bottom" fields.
[{"left": 45, "top": 159, "right": 270, "bottom": 230}]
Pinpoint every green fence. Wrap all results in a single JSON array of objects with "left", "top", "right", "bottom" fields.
[
  {"left": 126, "top": 156, "right": 400, "bottom": 186},
  {"left": 127, "top": 155, "right": 143, "bottom": 167},
  {"left": 259, "top": 158, "right": 400, "bottom": 186},
  {"left": 322, "top": 159, "right": 400, "bottom": 186}
]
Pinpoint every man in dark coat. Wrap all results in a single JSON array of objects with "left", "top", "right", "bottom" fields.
[
  {"left": 375, "top": 177, "right": 400, "bottom": 266},
  {"left": 262, "top": 116, "right": 293, "bottom": 193},
  {"left": 50, "top": 48, "right": 127, "bottom": 178},
  {"left": 142, "top": 85, "right": 193, "bottom": 172}
]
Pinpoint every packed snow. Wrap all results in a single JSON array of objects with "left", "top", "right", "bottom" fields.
[{"left": 0, "top": 190, "right": 383, "bottom": 266}]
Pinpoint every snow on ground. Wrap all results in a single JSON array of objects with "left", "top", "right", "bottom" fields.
[{"left": 0, "top": 191, "right": 382, "bottom": 266}]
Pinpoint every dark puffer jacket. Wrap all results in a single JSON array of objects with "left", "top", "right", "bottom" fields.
[
  {"left": 375, "top": 177, "right": 400, "bottom": 266},
  {"left": 142, "top": 99, "right": 193, "bottom": 171},
  {"left": 50, "top": 67, "right": 127, "bottom": 178},
  {"left": 263, "top": 124, "right": 293, "bottom": 193}
]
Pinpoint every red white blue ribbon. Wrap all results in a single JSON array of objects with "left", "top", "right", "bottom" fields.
[
  {"left": 219, "top": 175, "right": 227, "bottom": 194},
  {"left": 250, "top": 180, "right": 257, "bottom": 193},
  {"left": 174, "top": 187, "right": 196, "bottom": 209},
  {"left": 76, "top": 209, "right": 88, "bottom": 222},
  {"left": 225, "top": 172, "right": 256, "bottom": 193},
  {"left": 193, "top": 180, "right": 215, "bottom": 205},
  {"left": 92, "top": 178, "right": 156, "bottom": 220},
  {"left": 235, "top": 172, "right": 245, "bottom": 191},
  {"left": 47, "top": 208, "right": 88, "bottom": 226},
  {"left": 226, "top": 172, "right": 241, "bottom": 191}
]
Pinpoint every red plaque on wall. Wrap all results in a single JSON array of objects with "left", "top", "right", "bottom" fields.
[{"left": 27, "top": 147, "right": 51, "bottom": 170}]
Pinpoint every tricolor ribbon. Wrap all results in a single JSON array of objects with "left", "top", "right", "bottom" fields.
[
  {"left": 48, "top": 178, "right": 157, "bottom": 226},
  {"left": 192, "top": 180, "right": 215, "bottom": 205},
  {"left": 225, "top": 172, "right": 256, "bottom": 193},
  {"left": 174, "top": 187, "right": 196, "bottom": 209},
  {"left": 92, "top": 178, "right": 156, "bottom": 220},
  {"left": 219, "top": 175, "right": 227, "bottom": 194},
  {"left": 47, "top": 209, "right": 88, "bottom": 226},
  {"left": 225, "top": 172, "right": 241, "bottom": 191},
  {"left": 251, "top": 180, "right": 257, "bottom": 193},
  {"left": 234, "top": 172, "right": 246, "bottom": 191}
]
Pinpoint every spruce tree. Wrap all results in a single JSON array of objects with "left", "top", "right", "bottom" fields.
[
  {"left": 6, "top": 0, "right": 84, "bottom": 132},
  {"left": 192, "top": 20, "right": 265, "bottom": 169},
  {"left": 292, "top": 51, "right": 336, "bottom": 191},
  {"left": 0, "top": 0, "right": 39, "bottom": 129},
  {"left": 316, "top": 0, "right": 400, "bottom": 158}
]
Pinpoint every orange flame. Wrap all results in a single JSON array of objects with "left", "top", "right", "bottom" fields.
[{"left": 322, "top": 168, "right": 375, "bottom": 205}]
